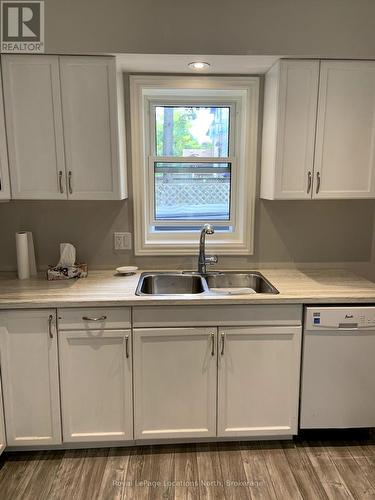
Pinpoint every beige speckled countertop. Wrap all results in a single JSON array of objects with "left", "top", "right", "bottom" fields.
[{"left": 0, "top": 268, "right": 375, "bottom": 309}]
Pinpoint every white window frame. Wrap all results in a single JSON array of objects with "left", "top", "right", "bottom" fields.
[{"left": 130, "top": 75, "right": 259, "bottom": 256}]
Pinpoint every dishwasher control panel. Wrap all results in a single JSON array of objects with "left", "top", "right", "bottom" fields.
[{"left": 305, "top": 306, "right": 375, "bottom": 330}]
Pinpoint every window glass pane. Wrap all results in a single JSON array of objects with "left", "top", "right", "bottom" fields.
[
  {"left": 154, "top": 162, "right": 231, "bottom": 221},
  {"left": 155, "top": 106, "right": 230, "bottom": 157}
]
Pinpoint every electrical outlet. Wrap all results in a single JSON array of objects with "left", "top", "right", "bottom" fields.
[{"left": 114, "top": 232, "right": 132, "bottom": 250}]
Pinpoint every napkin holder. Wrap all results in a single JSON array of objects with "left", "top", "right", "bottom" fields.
[{"left": 46, "top": 263, "right": 88, "bottom": 281}]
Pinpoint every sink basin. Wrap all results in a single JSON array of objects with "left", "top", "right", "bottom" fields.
[
  {"left": 136, "top": 273, "right": 208, "bottom": 295},
  {"left": 136, "top": 271, "right": 278, "bottom": 296},
  {"left": 204, "top": 272, "right": 279, "bottom": 295}
]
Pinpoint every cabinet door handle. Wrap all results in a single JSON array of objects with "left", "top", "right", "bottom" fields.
[
  {"left": 48, "top": 314, "right": 54, "bottom": 339},
  {"left": 210, "top": 332, "right": 215, "bottom": 356},
  {"left": 307, "top": 171, "right": 312, "bottom": 194},
  {"left": 82, "top": 315, "right": 107, "bottom": 322},
  {"left": 220, "top": 332, "right": 225, "bottom": 355},
  {"left": 125, "top": 334, "right": 130, "bottom": 358},
  {"left": 58, "top": 171, "right": 64, "bottom": 194},
  {"left": 68, "top": 171, "right": 73, "bottom": 195},
  {"left": 316, "top": 172, "right": 321, "bottom": 194}
]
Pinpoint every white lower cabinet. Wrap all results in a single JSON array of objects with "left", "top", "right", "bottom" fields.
[
  {"left": 133, "top": 327, "right": 217, "bottom": 440},
  {"left": 217, "top": 326, "right": 302, "bottom": 437},
  {"left": 0, "top": 305, "right": 303, "bottom": 449},
  {"left": 0, "top": 310, "right": 61, "bottom": 446},
  {"left": 0, "top": 373, "right": 6, "bottom": 455},
  {"left": 59, "top": 329, "right": 133, "bottom": 442}
]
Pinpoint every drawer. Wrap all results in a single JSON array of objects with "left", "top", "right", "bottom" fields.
[{"left": 58, "top": 307, "right": 131, "bottom": 330}]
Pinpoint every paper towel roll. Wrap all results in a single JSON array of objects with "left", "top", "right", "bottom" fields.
[
  {"left": 16, "top": 232, "right": 30, "bottom": 280},
  {"left": 26, "top": 231, "right": 37, "bottom": 276}
]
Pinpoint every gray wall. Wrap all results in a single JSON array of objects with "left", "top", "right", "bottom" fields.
[
  {"left": 0, "top": 198, "right": 374, "bottom": 274},
  {"left": 45, "top": 0, "right": 375, "bottom": 58},
  {"left": 1, "top": 2, "right": 375, "bottom": 276}
]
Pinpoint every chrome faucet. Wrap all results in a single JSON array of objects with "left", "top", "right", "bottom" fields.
[{"left": 197, "top": 224, "right": 218, "bottom": 274}]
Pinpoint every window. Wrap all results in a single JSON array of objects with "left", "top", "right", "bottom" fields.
[{"left": 130, "top": 76, "right": 259, "bottom": 255}]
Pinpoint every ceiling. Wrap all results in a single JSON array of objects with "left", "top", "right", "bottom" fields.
[{"left": 114, "top": 54, "right": 283, "bottom": 75}]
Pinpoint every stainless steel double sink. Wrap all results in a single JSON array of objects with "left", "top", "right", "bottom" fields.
[{"left": 135, "top": 271, "right": 279, "bottom": 296}]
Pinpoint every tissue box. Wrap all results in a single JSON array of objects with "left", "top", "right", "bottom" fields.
[{"left": 46, "top": 264, "right": 88, "bottom": 281}]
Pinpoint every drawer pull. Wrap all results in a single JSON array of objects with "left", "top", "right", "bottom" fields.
[
  {"left": 48, "top": 314, "right": 54, "bottom": 339},
  {"left": 68, "top": 171, "right": 73, "bottom": 195},
  {"left": 220, "top": 332, "right": 225, "bottom": 355},
  {"left": 307, "top": 171, "right": 312, "bottom": 194},
  {"left": 316, "top": 172, "right": 321, "bottom": 194},
  {"left": 82, "top": 315, "right": 107, "bottom": 322},
  {"left": 211, "top": 332, "right": 215, "bottom": 356},
  {"left": 125, "top": 334, "right": 130, "bottom": 358}
]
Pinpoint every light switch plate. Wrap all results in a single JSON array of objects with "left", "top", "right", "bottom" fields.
[{"left": 114, "top": 232, "right": 132, "bottom": 250}]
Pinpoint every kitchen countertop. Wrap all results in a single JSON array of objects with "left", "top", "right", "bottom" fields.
[{"left": 0, "top": 268, "right": 375, "bottom": 309}]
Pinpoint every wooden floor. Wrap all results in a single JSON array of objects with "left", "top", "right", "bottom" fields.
[{"left": 0, "top": 431, "right": 374, "bottom": 499}]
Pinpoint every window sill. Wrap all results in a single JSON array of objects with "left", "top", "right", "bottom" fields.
[{"left": 134, "top": 236, "right": 254, "bottom": 256}]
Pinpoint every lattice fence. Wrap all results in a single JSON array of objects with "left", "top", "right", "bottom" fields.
[{"left": 155, "top": 180, "right": 230, "bottom": 206}]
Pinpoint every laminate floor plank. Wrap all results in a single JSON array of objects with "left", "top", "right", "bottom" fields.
[
  {"left": 217, "top": 443, "right": 251, "bottom": 500},
  {"left": 238, "top": 442, "right": 278, "bottom": 500},
  {"left": 0, "top": 435, "right": 374, "bottom": 500},
  {"left": 345, "top": 442, "right": 375, "bottom": 492},
  {"left": 196, "top": 443, "right": 226, "bottom": 500},
  {"left": 76, "top": 448, "right": 110, "bottom": 500},
  {"left": 97, "top": 446, "right": 135, "bottom": 500},
  {"left": 22, "top": 450, "right": 63, "bottom": 500},
  {"left": 282, "top": 441, "right": 329, "bottom": 500},
  {"left": 0, "top": 451, "right": 43, "bottom": 500},
  {"left": 123, "top": 445, "right": 155, "bottom": 500},
  {"left": 259, "top": 442, "right": 303, "bottom": 500},
  {"left": 326, "top": 442, "right": 375, "bottom": 500},
  {"left": 301, "top": 441, "right": 354, "bottom": 500},
  {"left": 173, "top": 444, "right": 200, "bottom": 500},
  {"left": 46, "top": 449, "right": 88, "bottom": 500},
  {"left": 149, "top": 445, "right": 175, "bottom": 500}
]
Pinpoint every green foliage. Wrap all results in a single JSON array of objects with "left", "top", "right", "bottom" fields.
[{"left": 156, "top": 107, "right": 210, "bottom": 156}]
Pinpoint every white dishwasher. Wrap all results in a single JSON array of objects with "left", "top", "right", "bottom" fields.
[{"left": 300, "top": 306, "right": 375, "bottom": 429}]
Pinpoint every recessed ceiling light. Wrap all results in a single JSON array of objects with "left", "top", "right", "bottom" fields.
[{"left": 188, "top": 61, "right": 211, "bottom": 71}]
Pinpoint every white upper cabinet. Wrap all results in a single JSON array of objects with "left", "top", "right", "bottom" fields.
[
  {"left": 0, "top": 66, "right": 10, "bottom": 201},
  {"left": 59, "top": 56, "right": 127, "bottom": 200},
  {"left": 0, "top": 372, "right": 6, "bottom": 455},
  {"left": 261, "top": 59, "right": 375, "bottom": 200},
  {"left": 2, "top": 55, "right": 66, "bottom": 200},
  {"left": 2, "top": 55, "right": 127, "bottom": 200},
  {"left": 0, "top": 309, "right": 62, "bottom": 446},
  {"left": 261, "top": 60, "right": 319, "bottom": 200},
  {"left": 314, "top": 61, "right": 375, "bottom": 198}
]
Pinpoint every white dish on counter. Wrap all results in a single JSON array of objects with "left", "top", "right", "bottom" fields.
[{"left": 116, "top": 266, "right": 138, "bottom": 276}]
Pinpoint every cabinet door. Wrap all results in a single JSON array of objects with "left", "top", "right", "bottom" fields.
[
  {"left": 0, "top": 374, "right": 6, "bottom": 455},
  {"left": 0, "top": 310, "right": 62, "bottom": 446},
  {"left": 261, "top": 60, "right": 319, "bottom": 200},
  {"left": 134, "top": 327, "right": 217, "bottom": 440},
  {"left": 218, "top": 326, "right": 301, "bottom": 437},
  {"left": 59, "top": 56, "right": 126, "bottom": 200},
  {"left": 2, "top": 55, "right": 66, "bottom": 199},
  {"left": 0, "top": 65, "right": 10, "bottom": 201},
  {"left": 314, "top": 61, "right": 375, "bottom": 198},
  {"left": 59, "top": 329, "right": 133, "bottom": 442}
]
